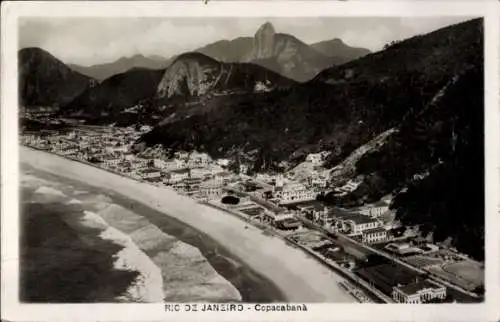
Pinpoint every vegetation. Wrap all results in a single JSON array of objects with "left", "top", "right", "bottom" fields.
[
  {"left": 19, "top": 48, "right": 94, "bottom": 108},
  {"left": 221, "top": 195, "right": 240, "bottom": 205},
  {"left": 141, "top": 19, "right": 482, "bottom": 175}
]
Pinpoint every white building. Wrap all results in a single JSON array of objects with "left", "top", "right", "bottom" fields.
[
  {"left": 361, "top": 227, "right": 388, "bottom": 244},
  {"left": 130, "top": 158, "right": 149, "bottom": 170},
  {"left": 262, "top": 209, "right": 295, "bottom": 225},
  {"left": 139, "top": 168, "right": 162, "bottom": 179},
  {"left": 102, "top": 155, "right": 120, "bottom": 167},
  {"left": 216, "top": 158, "right": 231, "bottom": 167},
  {"left": 140, "top": 125, "right": 153, "bottom": 133},
  {"left": 174, "top": 151, "right": 190, "bottom": 160},
  {"left": 168, "top": 169, "right": 190, "bottom": 183},
  {"left": 334, "top": 179, "right": 362, "bottom": 195},
  {"left": 214, "top": 171, "right": 233, "bottom": 185},
  {"left": 392, "top": 280, "right": 446, "bottom": 304},
  {"left": 188, "top": 152, "right": 211, "bottom": 167},
  {"left": 122, "top": 152, "right": 135, "bottom": 161},
  {"left": 199, "top": 179, "right": 224, "bottom": 201},
  {"left": 274, "top": 182, "right": 316, "bottom": 204},
  {"left": 239, "top": 164, "right": 249, "bottom": 175},
  {"left": 310, "top": 176, "right": 328, "bottom": 188},
  {"left": 333, "top": 213, "right": 382, "bottom": 236},
  {"left": 359, "top": 200, "right": 390, "bottom": 218},
  {"left": 306, "top": 153, "right": 323, "bottom": 165}
]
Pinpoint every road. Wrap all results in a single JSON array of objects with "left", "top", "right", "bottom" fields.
[
  {"left": 226, "top": 181, "right": 482, "bottom": 303},
  {"left": 295, "top": 215, "right": 482, "bottom": 303}
]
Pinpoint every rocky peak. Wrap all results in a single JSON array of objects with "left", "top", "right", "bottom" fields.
[
  {"left": 156, "top": 52, "right": 222, "bottom": 99},
  {"left": 252, "top": 22, "right": 277, "bottom": 59},
  {"left": 255, "top": 22, "right": 276, "bottom": 38}
]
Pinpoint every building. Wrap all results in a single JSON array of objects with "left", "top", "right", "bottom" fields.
[
  {"left": 190, "top": 167, "right": 211, "bottom": 179},
  {"left": 214, "top": 171, "right": 233, "bottom": 185},
  {"left": 255, "top": 173, "right": 274, "bottom": 183},
  {"left": 130, "top": 158, "right": 149, "bottom": 170},
  {"left": 291, "top": 201, "right": 329, "bottom": 222},
  {"left": 60, "top": 145, "right": 79, "bottom": 156},
  {"left": 122, "top": 152, "right": 135, "bottom": 161},
  {"left": 275, "top": 217, "right": 302, "bottom": 230},
  {"left": 139, "top": 168, "right": 162, "bottom": 179},
  {"left": 384, "top": 242, "right": 422, "bottom": 255},
  {"left": 188, "top": 152, "right": 211, "bottom": 167},
  {"left": 101, "top": 155, "right": 120, "bottom": 167},
  {"left": 359, "top": 200, "right": 390, "bottom": 218},
  {"left": 168, "top": 168, "right": 190, "bottom": 183},
  {"left": 199, "top": 179, "right": 224, "bottom": 200},
  {"left": 216, "top": 158, "right": 231, "bottom": 167},
  {"left": 274, "top": 182, "right": 316, "bottom": 204},
  {"left": 331, "top": 212, "right": 382, "bottom": 236},
  {"left": 306, "top": 153, "right": 323, "bottom": 165},
  {"left": 334, "top": 179, "right": 362, "bottom": 196},
  {"left": 361, "top": 227, "right": 388, "bottom": 244},
  {"left": 173, "top": 177, "right": 203, "bottom": 195},
  {"left": 262, "top": 209, "right": 296, "bottom": 226},
  {"left": 140, "top": 125, "right": 153, "bottom": 133},
  {"left": 174, "top": 151, "right": 190, "bottom": 160},
  {"left": 239, "top": 164, "right": 249, "bottom": 175},
  {"left": 310, "top": 175, "right": 328, "bottom": 188},
  {"left": 392, "top": 280, "right": 447, "bottom": 303}
]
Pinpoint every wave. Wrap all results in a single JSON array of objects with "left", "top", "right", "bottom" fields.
[{"left": 22, "top": 175, "right": 241, "bottom": 302}]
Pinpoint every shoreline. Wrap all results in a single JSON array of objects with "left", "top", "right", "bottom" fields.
[
  {"left": 21, "top": 146, "right": 355, "bottom": 303},
  {"left": 21, "top": 163, "right": 286, "bottom": 303}
]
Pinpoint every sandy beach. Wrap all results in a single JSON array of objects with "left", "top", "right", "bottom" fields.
[{"left": 20, "top": 146, "right": 354, "bottom": 302}]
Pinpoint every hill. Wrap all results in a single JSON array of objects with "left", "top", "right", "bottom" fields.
[
  {"left": 196, "top": 37, "right": 253, "bottom": 62},
  {"left": 142, "top": 19, "right": 482, "bottom": 171},
  {"left": 64, "top": 67, "right": 165, "bottom": 121},
  {"left": 64, "top": 52, "right": 295, "bottom": 124},
  {"left": 195, "top": 22, "right": 370, "bottom": 82},
  {"left": 68, "top": 54, "right": 172, "bottom": 81},
  {"left": 19, "top": 47, "right": 95, "bottom": 108},
  {"left": 140, "top": 19, "right": 485, "bottom": 260},
  {"left": 328, "top": 66, "right": 484, "bottom": 260},
  {"left": 310, "top": 38, "right": 371, "bottom": 63},
  {"left": 156, "top": 52, "right": 295, "bottom": 100}
]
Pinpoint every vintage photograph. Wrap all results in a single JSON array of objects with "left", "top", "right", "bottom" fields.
[{"left": 15, "top": 14, "right": 487, "bottom": 306}]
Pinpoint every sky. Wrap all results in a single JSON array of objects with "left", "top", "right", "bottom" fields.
[{"left": 19, "top": 16, "right": 475, "bottom": 66}]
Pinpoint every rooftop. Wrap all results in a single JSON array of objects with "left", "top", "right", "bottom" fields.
[
  {"left": 397, "top": 280, "right": 442, "bottom": 295},
  {"left": 363, "top": 227, "right": 387, "bottom": 235},
  {"left": 373, "top": 200, "right": 390, "bottom": 207},
  {"left": 285, "top": 200, "right": 326, "bottom": 209},
  {"left": 140, "top": 168, "right": 161, "bottom": 174},
  {"left": 171, "top": 168, "right": 190, "bottom": 174},
  {"left": 337, "top": 213, "right": 379, "bottom": 225}
]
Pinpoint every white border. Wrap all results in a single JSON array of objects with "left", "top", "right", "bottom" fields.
[{"left": 2, "top": 1, "right": 499, "bottom": 321}]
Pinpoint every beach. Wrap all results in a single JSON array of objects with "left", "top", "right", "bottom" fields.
[{"left": 20, "top": 146, "right": 355, "bottom": 303}]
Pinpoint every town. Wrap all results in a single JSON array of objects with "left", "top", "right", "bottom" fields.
[{"left": 20, "top": 119, "right": 484, "bottom": 304}]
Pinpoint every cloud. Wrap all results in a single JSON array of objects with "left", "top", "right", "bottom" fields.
[{"left": 18, "top": 16, "right": 475, "bottom": 66}]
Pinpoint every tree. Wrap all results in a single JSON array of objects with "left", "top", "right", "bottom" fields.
[{"left": 221, "top": 195, "right": 240, "bottom": 205}]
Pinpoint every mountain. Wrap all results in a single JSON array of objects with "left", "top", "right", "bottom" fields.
[
  {"left": 19, "top": 47, "right": 95, "bottom": 108},
  {"left": 156, "top": 52, "right": 295, "bottom": 100},
  {"left": 65, "top": 52, "right": 295, "bottom": 123},
  {"left": 143, "top": 18, "right": 482, "bottom": 167},
  {"left": 65, "top": 67, "right": 166, "bottom": 118},
  {"left": 194, "top": 22, "right": 370, "bottom": 82},
  {"left": 68, "top": 54, "right": 173, "bottom": 81},
  {"left": 140, "top": 19, "right": 483, "bottom": 260},
  {"left": 196, "top": 37, "right": 253, "bottom": 62},
  {"left": 335, "top": 66, "right": 484, "bottom": 260},
  {"left": 310, "top": 38, "right": 371, "bottom": 63}
]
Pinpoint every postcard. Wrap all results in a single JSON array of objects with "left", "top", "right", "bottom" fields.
[{"left": 1, "top": 1, "right": 499, "bottom": 321}]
